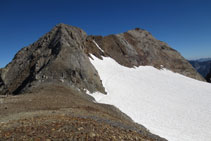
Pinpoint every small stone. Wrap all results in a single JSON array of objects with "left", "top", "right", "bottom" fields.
[
  {"left": 112, "top": 136, "right": 116, "bottom": 139},
  {"left": 0, "top": 99, "right": 3, "bottom": 104},
  {"left": 88, "top": 132, "right": 96, "bottom": 138},
  {"left": 77, "top": 127, "right": 84, "bottom": 131}
]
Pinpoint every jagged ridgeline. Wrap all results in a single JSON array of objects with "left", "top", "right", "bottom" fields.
[{"left": 0, "top": 24, "right": 204, "bottom": 95}]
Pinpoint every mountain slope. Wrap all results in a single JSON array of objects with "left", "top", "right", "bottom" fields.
[
  {"left": 89, "top": 55, "right": 211, "bottom": 141},
  {"left": 189, "top": 59, "right": 211, "bottom": 81}
]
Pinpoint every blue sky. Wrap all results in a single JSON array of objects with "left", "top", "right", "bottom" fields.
[{"left": 0, "top": 0, "right": 211, "bottom": 68}]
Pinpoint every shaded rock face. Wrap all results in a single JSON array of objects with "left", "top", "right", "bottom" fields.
[
  {"left": 206, "top": 68, "right": 211, "bottom": 83},
  {"left": 0, "top": 70, "right": 6, "bottom": 94},
  {"left": 0, "top": 24, "right": 205, "bottom": 95},
  {"left": 0, "top": 24, "right": 105, "bottom": 95},
  {"left": 85, "top": 28, "right": 204, "bottom": 81},
  {"left": 189, "top": 60, "right": 211, "bottom": 78}
]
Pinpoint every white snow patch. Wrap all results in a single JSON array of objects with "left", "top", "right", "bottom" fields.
[
  {"left": 85, "top": 89, "right": 106, "bottom": 102},
  {"left": 92, "top": 40, "right": 104, "bottom": 52},
  {"left": 89, "top": 55, "right": 211, "bottom": 141},
  {"left": 0, "top": 99, "right": 3, "bottom": 104}
]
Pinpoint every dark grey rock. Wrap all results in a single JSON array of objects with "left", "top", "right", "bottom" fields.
[{"left": 0, "top": 23, "right": 105, "bottom": 95}]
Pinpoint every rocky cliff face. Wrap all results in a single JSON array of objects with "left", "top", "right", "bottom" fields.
[
  {"left": 0, "top": 24, "right": 204, "bottom": 95},
  {"left": 0, "top": 24, "right": 105, "bottom": 95}
]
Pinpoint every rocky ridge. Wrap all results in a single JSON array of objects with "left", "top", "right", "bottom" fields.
[
  {"left": 85, "top": 28, "right": 204, "bottom": 81},
  {"left": 0, "top": 24, "right": 204, "bottom": 95}
]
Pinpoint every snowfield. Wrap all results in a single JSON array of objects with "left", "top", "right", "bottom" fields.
[{"left": 89, "top": 55, "right": 211, "bottom": 141}]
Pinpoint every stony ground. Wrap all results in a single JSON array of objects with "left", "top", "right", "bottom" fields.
[
  {"left": 0, "top": 85, "right": 166, "bottom": 141},
  {"left": 0, "top": 115, "right": 152, "bottom": 141}
]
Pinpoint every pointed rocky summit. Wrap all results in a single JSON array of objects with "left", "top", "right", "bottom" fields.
[{"left": 0, "top": 24, "right": 105, "bottom": 95}]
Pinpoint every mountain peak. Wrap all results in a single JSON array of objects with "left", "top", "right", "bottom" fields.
[
  {"left": 56, "top": 23, "right": 67, "bottom": 27},
  {"left": 0, "top": 23, "right": 205, "bottom": 95},
  {"left": 53, "top": 23, "right": 76, "bottom": 30},
  {"left": 0, "top": 24, "right": 105, "bottom": 95}
]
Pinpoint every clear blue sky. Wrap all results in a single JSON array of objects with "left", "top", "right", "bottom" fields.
[{"left": 0, "top": 0, "right": 211, "bottom": 68}]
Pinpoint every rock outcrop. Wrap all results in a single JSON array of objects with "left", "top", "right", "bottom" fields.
[
  {"left": 0, "top": 24, "right": 105, "bottom": 95},
  {"left": 0, "top": 24, "right": 205, "bottom": 95}
]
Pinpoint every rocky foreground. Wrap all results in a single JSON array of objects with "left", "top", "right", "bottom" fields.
[
  {"left": 0, "top": 85, "right": 166, "bottom": 141},
  {"left": 0, "top": 115, "right": 152, "bottom": 141}
]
